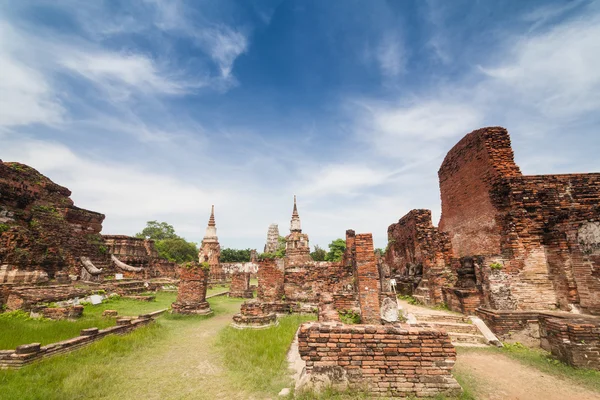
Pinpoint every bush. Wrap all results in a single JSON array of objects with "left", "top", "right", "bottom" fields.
[{"left": 338, "top": 309, "right": 361, "bottom": 324}]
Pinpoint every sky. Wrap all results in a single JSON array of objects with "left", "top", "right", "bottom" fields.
[{"left": 1, "top": 0, "right": 599, "bottom": 251}]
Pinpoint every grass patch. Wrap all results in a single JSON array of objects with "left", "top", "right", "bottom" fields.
[
  {"left": 207, "top": 284, "right": 230, "bottom": 297},
  {"left": 217, "top": 314, "right": 316, "bottom": 395},
  {"left": 0, "top": 322, "right": 166, "bottom": 400},
  {"left": 0, "top": 292, "right": 177, "bottom": 349},
  {"left": 458, "top": 344, "right": 600, "bottom": 393}
]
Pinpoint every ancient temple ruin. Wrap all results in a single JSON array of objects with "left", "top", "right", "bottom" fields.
[
  {"left": 199, "top": 205, "right": 223, "bottom": 284},
  {"left": 264, "top": 223, "right": 280, "bottom": 253},
  {"left": 384, "top": 127, "right": 600, "bottom": 370}
]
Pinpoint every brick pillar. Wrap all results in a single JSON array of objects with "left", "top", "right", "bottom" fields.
[
  {"left": 354, "top": 234, "right": 381, "bottom": 324},
  {"left": 229, "top": 271, "right": 253, "bottom": 298},
  {"left": 172, "top": 263, "right": 212, "bottom": 315}
]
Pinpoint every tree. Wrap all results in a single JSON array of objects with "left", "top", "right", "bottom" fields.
[
  {"left": 374, "top": 248, "right": 384, "bottom": 257},
  {"left": 155, "top": 238, "right": 198, "bottom": 263},
  {"left": 310, "top": 245, "right": 327, "bottom": 261},
  {"left": 135, "top": 221, "right": 177, "bottom": 240},
  {"left": 325, "top": 238, "right": 346, "bottom": 262},
  {"left": 275, "top": 236, "right": 287, "bottom": 258},
  {"left": 220, "top": 248, "right": 252, "bottom": 263}
]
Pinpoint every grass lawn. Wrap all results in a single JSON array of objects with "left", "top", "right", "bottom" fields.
[
  {"left": 0, "top": 295, "right": 231, "bottom": 400},
  {"left": 207, "top": 283, "right": 230, "bottom": 297},
  {"left": 0, "top": 291, "right": 177, "bottom": 349},
  {"left": 217, "top": 314, "right": 316, "bottom": 396}
]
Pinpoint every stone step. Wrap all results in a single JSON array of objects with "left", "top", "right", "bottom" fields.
[
  {"left": 448, "top": 332, "right": 487, "bottom": 346},
  {"left": 422, "top": 321, "right": 480, "bottom": 335},
  {"left": 413, "top": 313, "right": 470, "bottom": 324}
]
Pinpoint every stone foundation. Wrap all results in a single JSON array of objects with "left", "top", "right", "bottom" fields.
[
  {"left": 231, "top": 301, "right": 277, "bottom": 329},
  {"left": 41, "top": 305, "right": 84, "bottom": 320},
  {"left": 540, "top": 316, "right": 600, "bottom": 370},
  {"left": 297, "top": 322, "right": 461, "bottom": 398}
]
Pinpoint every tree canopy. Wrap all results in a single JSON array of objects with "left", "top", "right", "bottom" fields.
[
  {"left": 310, "top": 245, "right": 327, "bottom": 261},
  {"left": 220, "top": 248, "right": 252, "bottom": 263},
  {"left": 325, "top": 238, "right": 346, "bottom": 262},
  {"left": 135, "top": 221, "right": 197, "bottom": 263},
  {"left": 135, "top": 221, "right": 177, "bottom": 241}
]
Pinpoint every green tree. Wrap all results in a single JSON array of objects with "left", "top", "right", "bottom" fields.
[
  {"left": 135, "top": 221, "right": 177, "bottom": 240},
  {"left": 275, "top": 236, "right": 286, "bottom": 258},
  {"left": 374, "top": 248, "right": 384, "bottom": 257},
  {"left": 310, "top": 245, "right": 327, "bottom": 261},
  {"left": 220, "top": 248, "right": 252, "bottom": 263},
  {"left": 325, "top": 238, "right": 346, "bottom": 262},
  {"left": 155, "top": 238, "right": 198, "bottom": 263}
]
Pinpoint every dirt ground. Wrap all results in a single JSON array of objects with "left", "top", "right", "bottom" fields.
[{"left": 455, "top": 351, "right": 599, "bottom": 400}]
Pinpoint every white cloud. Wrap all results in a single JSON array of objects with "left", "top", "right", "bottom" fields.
[
  {"left": 195, "top": 26, "right": 248, "bottom": 80},
  {"left": 0, "top": 23, "right": 64, "bottom": 127},
  {"left": 60, "top": 51, "right": 198, "bottom": 97},
  {"left": 299, "top": 164, "right": 391, "bottom": 197},
  {"left": 480, "top": 14, "right": 600, "bottom": 119},
  {"left": 376, "top": 33, "right": 405, "bottom": 77}
]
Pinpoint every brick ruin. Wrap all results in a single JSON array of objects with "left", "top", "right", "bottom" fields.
[
  {"left": 230, "top": 198, "right": 460, "bottom": 396},
  {"left": 0, "top": 160, "right": 110, "bottom": 284},
  {"left": 171, "top": 263, "right": 212, "bottom": 315},
  {"left": 383, "top": 127, "right": 600, "bottom": 369},
  {"left": 264, "top": 223, "right": 280, "bottom": 253},
  {"left": 229, "top": 270, "right": 253, "bottom": 298},
  {"left": 297, "top": 323, "right": 460, "bottom": 398},
  {"left": 0, "top": 161, "right": 179, "bottom": 312},
  {"left": 103, "top": 235, "right": 178, "bottom": 279}
]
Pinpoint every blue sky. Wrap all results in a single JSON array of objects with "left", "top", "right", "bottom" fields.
[{"left": 1, "top": 0, "right": 599, "bottom": 250}]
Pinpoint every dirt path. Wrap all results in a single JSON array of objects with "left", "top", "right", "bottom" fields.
[
  {"left": 455, "top": 351, "right": 599, "bottom": 400},
  {"left": 95, "top": 299, "right": 256, "bottom": 400}
]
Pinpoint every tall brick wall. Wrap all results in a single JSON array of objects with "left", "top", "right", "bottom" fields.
[
  {"left": 354, "top": 234, "right": 381, "bottom": 324},
  {"left": 297, "top": 322, "right": 461, "bottom": 398},
  {"left": 434, "top": 127, "right": 600, "bottom": 313},
  {"left": 257, "top": 258, "right": 285, "bottom": 302},
  {"left": 385, "top": 210, "right": 453, "bottom": 304},
  {"left": 284, "top": 260, "right": 354, "bottom": 303},
  {"left": 438, "top": 127, "right": 521, "bottom": 257}
]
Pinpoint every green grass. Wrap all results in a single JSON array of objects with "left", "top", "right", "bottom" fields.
[
  {"left": 0, "top": 322, "right": 166, "bottom": 400},
  {"left": 0, "top": 295, "right": 231, "bottom": 400},
  {"left": 206, "top": 284, "right": 230, "bottom": 297},
  {"left": 0, "top": 292, "right": 177, "bottom": 349},
  {"left": 217, "top": 313, "right": 316, "bottom": 395},
  {"left": 458, "top": 344, "right": 600, "bottom": 393}
]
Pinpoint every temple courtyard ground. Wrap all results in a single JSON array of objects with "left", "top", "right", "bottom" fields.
[{"left": 1, "top": 296, "right": 599, "bottom": 399}]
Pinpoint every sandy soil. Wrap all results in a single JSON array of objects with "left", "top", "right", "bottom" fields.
[{"left": 455, "top": 351, "right": 600, "bottom": 400}]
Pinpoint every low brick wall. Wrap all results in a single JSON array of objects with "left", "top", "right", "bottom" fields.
[
  {"left": 41, "top": 305, "right": 84, "bottom": 320},
  {"left": 442, "top": 287, "right": 482, "bottom": 314},
  {"left": 476, "top": 308, "right": 541, "bottom": 338},
  {"left": 297, "top": 322, "right": 461, "bottom": 398},
  {"left": 540, "top": 316, "right": 600, "bottom": 370},
  {"left": 0, "top": 309, "right": 165, "bottom": 369}
]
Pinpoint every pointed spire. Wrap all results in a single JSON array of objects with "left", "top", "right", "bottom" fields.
[
  {"left": 292, "top": 195, "right": 299, "bottom": 217},
  {"left": 208, "top": 204, "right": 215, "bottom": 227},
  {"left": 290, "top": 195, "right": 302, "bottom": 232}
]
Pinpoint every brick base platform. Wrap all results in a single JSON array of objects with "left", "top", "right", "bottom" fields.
[
  {"left": 296, "top": 322, "right": 461, "bottom": 398},
  {"left": 171, "top": 300, "right": 213, "bottom": 315},
  {"left": 231, "top": 301, "right": 277, "bottom": 329}
]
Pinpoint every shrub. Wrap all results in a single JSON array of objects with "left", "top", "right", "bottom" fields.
[
  {"left": 490, "top": 262, "right": 503, "bottom": 270},
  {"left": 338, "top": 309, "right": 361, "bottom": 324}
]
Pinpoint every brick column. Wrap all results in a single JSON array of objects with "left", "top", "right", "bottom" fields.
[
  {"left": 172, "top": 263, "right": 212, "bottom": 315},
  {"left": 354, "top": 234, "right": 381, "bottom": 324}
]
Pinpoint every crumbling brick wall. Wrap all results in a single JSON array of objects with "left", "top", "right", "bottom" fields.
[
  {"left": 385, "top": 210, "right": 452, "bottom": 305},
  {"left": 539, "top": 316, "right": 600, "bottom": 370},
  {"left": 436, "top": 127, "right": 600, "bottom": 313},
  {"left": 284, "top": 260, "right": 354, "bottom": 304},
  {"left": 229, "top": 271, "right": 252, "bottom": 298},
  {"left": 0, "top": 160, "right": 111, "bottom": 282},
  {"left": 257, "top": 258, "right": 285, "bottom": 302},
  {"left": 103, "top": 235, "right": 178, "bottom": 279},
  {"left": 297, "top": 322, "right": 461, "bottom": 398}
]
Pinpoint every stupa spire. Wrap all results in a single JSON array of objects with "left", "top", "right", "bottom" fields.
[
  {"left": 208, "top": 204, "right": 216, "bottom": 227},
  {"left": 290, "top": 195, "right": 302, "bottom": 232}
]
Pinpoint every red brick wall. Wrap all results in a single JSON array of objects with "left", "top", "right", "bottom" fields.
[
  {"left": 354, "top": 234, "right": 381, "bottom": 324},
  {"left": 539, "top": 316, "right": 600, "bottom": 370},
  {"left": 297, "top": 322, "right": 461, "bottom": 398},
  {"left": 438, "top": 127, "right": 521, "bottom": 257},
  {"left": 257, "top": 259, "right": 284, "bottom": 302}
]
